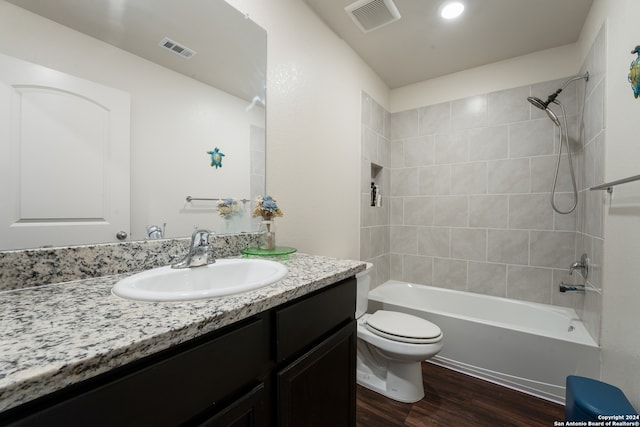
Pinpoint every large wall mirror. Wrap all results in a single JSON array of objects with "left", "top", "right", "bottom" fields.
[{"left": 0, "top": 0, "right": 266, "bottom": 250}]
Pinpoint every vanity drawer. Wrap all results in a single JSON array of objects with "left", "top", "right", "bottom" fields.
[
  {"left": 6, "top": 316, "right": 270, "bottom": 427},
  {"left": 275, "top": 277, "right": 355, "bottom": 363}
]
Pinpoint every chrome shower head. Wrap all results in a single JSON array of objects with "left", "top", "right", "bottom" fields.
[
  {"left": 527, "top": 96, "right": 547, "bottom": 110},
  {"left": 544, "top": 106, "right": 561, "bottom": 127},
  {"left": 527, "top": 96, "right": 561, "bottom": 126},
  {"left": 527, "top": 71, "right": 589, "bottom": 127}
]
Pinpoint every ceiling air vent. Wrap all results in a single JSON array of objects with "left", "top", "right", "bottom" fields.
[
  {"left": 345, "top": 0, "right": 401, "bottom": 33},
  {"left": 158, "top": 37, "right": 197, "bottom": 59}
]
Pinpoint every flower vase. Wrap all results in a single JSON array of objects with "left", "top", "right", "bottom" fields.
[{"left": 259, "top": 219, "right": 276, "bottom": 250}]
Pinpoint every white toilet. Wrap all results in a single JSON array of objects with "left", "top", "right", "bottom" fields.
[{"left": 355, "top": 263, "right": 443, "bottom": 403}]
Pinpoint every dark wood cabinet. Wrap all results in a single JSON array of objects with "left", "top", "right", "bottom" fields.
[
  {"left": 274, "top": 276, "right": 356, "bottom": 427},
  {"left": 0, "top": 277, "right": 356, "bottom": 427},
  {"left": 277, "top": 323, "right": 356, "bottom": 427}
]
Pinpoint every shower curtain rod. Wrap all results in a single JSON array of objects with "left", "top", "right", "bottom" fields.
[{"left": 590, "top": 174, "right": 640, "bottom": 192}]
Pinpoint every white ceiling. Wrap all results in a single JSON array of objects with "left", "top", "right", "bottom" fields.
[
  {"left": 304, "top": 0, "right": 594, "bottom": 89},
  {"left": 5, "top": 0, "right": 266, "bottom": 102}
]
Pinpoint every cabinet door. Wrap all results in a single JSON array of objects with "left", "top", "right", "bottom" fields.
[
  {"left": 196, "top": 383, "right": 268, "bottom": 427},
  {"left": 277, "top": 322, "right": 356, "bottom": 427},
  {"left": 276, "top": 277, "right": 355, "bottom": 363}
]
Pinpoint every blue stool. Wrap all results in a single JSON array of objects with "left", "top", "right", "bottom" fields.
[{"left": 565, "top": 375, "right": 637, "bottom": 421}]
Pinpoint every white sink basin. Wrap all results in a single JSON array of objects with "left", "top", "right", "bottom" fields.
[{"left": 112, "top": 258, "right": 288, "bottom": 302}]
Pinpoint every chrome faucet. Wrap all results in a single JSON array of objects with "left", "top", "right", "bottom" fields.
[
  {"left": 146, "top": 223, "right": 166, "bottom": 240},
  {"left": 568, "top": 253, "right": 589, "bottom": 279},
  {"left": 559, "top": 253, "right": 590, "bottom": 293},
  {"left": 171, "top": 229, "right": 215, "bottom": 269}
]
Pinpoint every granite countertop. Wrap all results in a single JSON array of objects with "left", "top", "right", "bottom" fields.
[{"left": 0, "top": 253, "right": 365, "bottom": 413}]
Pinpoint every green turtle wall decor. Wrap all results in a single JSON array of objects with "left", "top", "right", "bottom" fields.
[
  {"left": 207, "top": 147, "right": 225, "bottom": 168},
  {"left": 629, "top": 45, "right": 640, "bottom": 98}
]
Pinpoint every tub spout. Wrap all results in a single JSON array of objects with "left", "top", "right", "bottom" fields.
[{"left": 559, "top": 282, "right": 585, "bottom": 293}]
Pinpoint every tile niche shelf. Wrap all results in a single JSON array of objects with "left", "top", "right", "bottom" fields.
[{"left": 370, "top": 162, "right": 383, "bottom": 207}]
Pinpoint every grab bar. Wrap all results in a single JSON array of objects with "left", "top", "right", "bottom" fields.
[
  {"left": 186, "top": 196, "right": 251, "bottom": 203},
  {"left": 590, "top": 174, "right": 640, "bottom": 193}
]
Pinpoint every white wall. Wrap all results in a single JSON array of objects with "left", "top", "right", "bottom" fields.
[
  {"left": 226, "top": 0, "right": 389, "bottom": 260},
  {"left": 391, "top": 44, "right": 580, "bottom": 112},
  {"left": 0, "top": 1, "right": 263, "bottom": 242},
  {"left": 579, "top": 0, "right": 640, "bottom": 409}
]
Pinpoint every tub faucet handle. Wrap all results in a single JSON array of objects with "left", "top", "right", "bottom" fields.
[
  {"left": 568, "top": 262, "right": 581, "bottom": 274},
  {"left": 568, "top": 253, "right": 589, "bottom": 279}
]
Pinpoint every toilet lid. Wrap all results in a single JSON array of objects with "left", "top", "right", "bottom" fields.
[{"left": 365, "top": 310, "right": 442, "bottom": 344}]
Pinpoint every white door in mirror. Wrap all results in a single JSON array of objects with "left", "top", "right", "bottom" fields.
[
  {"left": 0, "top": 52, "right": 131, "bottom": 250},
  {"left": 112, "top": 259, "right": 288, "bottom": 302}
]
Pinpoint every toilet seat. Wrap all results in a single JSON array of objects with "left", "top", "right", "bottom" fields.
[{"left": 365, "top": 310, "right": 442, "bottom": 344}]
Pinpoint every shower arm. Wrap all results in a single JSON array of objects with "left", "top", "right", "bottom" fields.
[
  {"left": 560, "top": 72, "right": 590, "bottom": 90},
  {"left": 549, "top": 72, "right": 590, "bottom": 102}
]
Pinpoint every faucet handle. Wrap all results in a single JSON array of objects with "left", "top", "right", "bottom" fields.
[
  {"left": 567, "top": 253, "right": 589, "bottom": 288},
  {"left": 191, "top": 229, "right": 212, "bottom": 247},
  {"left": 191, "top": 229, "right": 216, "bottom": 264},
  {"left": 171, "top": 229, "right": 215, "bottom": 269},
  {"left": 580, "top": 253, "right": 589, "bottom": 278}
]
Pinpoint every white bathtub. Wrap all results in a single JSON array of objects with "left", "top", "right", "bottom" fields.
[{"left": 368, "top": 280, "right": 601, "bottom": 404}]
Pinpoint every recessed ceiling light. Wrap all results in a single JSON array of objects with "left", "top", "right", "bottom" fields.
[{"left": 440, "top": 1, "right": 465, "bottom": 20}]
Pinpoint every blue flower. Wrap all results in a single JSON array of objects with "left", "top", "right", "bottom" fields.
[
  {"left": 262, "top": 199, "right": 278, "bottom": 212},
  {"left": 252, "top": 195, "right": 283, "bottom": 219},
  {"left": 217, "top": 198, "right": 240, "bottom": 218}
]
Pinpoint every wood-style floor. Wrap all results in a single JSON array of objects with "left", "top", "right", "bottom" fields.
[{"left": 356, "top": 362, "right": 565, "bottom": 427}]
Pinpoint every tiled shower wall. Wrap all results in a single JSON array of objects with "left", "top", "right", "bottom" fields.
[
  {"left": 360, "top": 25, "right": 605, "bottom": 343},
  {"left": 575, "top": 23, "right": 606, "bottom": 342},
  {"left": 386, "top": 80, "right": 583, "bottom": 306},
  {"left": 360, "top": 94, "right": 391, "bottom": 287}
]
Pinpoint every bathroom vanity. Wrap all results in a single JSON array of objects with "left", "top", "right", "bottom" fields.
[{"left": 0, "top": 253, "right": 364, "bottom": 426}]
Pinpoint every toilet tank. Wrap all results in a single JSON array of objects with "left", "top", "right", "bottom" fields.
[{"left": 355, "top": 263, "right": 373, "bottom": 318}]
